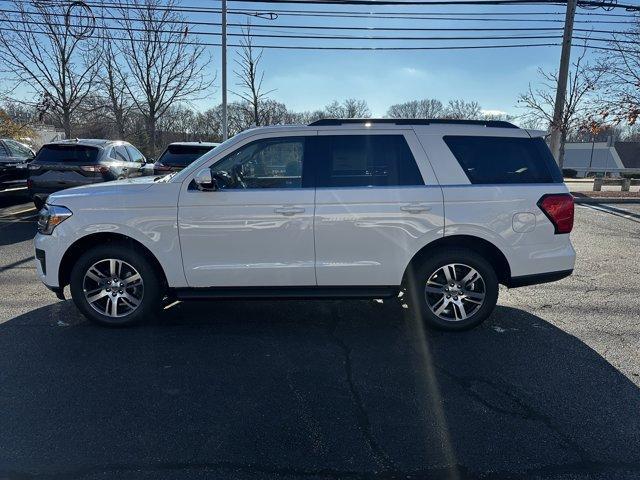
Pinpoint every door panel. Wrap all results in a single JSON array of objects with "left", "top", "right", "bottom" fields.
[
  {"left": 314, "top": 186, "right": 443, "bottom": 286},
  {"left": 179, "top": 189, "right": 315, "bottom": 287}
]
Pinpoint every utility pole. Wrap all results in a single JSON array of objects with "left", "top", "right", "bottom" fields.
[
  {"left": 548, "top": 0, "right": 577, "bottom": 167},
  {"left": 221, "top": 0, "right": 228, "bottom": 141}
]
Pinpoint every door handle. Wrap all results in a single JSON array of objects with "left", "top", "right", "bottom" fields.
[
  {"left": 400, "top": 204, "right": 432, "bottom": 214},
  {"left": 274, "top": 206, "right": 305, "bottom": 216}
]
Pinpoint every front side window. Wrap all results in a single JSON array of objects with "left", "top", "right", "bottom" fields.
[
  {"left": 211, "top": 137, "right": 305, "bottom": 189},
  {"left": 315, "top": 135, "right": 424, "bottom": 188},
  {"left": 443, "top": 135, "right": 563, "bottom": 184}
]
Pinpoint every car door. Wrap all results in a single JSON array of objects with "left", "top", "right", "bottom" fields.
[
  {"left": 178, "top": 133, "right": 317, "bottom": 288},
  {"left": 313, "top": 130, "right": 444, "bottom": 286}
]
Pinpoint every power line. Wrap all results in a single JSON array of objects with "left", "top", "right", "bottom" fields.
[{"left": 7, "top": 16, "right": 640, "bottom": 41}]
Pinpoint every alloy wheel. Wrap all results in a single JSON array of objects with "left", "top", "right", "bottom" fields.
[
  {"left": 424, "top": 263, "right": 486, "bottom": 322},
  {"left": 82, "top": 258, "right": 144, "bottom": 318}
]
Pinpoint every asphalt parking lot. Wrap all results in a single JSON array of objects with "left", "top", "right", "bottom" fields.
[{"left": 1, "top": 190, "right": 639, "bottom": 480}]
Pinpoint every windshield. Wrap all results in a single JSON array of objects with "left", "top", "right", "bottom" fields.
[
  {"left": 157, "top": 144, "right": 216, "bottom": 167},
  {"left": 34, "top": 144, "right": 100, "bottom": 163}
]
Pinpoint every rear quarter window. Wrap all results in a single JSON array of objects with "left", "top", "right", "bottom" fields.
[{"left": 443, "top": 135, "right": 563, "bottom": 184}]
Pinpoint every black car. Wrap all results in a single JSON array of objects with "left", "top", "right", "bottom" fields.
[
  {"left": 153, "top": 142, "right": 219, "bottom": 175},
  {"left": 0, "top": 139, "right": 35, "bottom": 190},
  {"left": 28, "top": 139, "right": 149, "bottom": 208}
]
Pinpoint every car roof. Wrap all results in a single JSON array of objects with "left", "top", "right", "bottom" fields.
[
  {"left": 168, "top": 142, "right": 220, "bottom": 147},
  {"left": 45, "top": 139, "right": 128, "bottom": 148}
]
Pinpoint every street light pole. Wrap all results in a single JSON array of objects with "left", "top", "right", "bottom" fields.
[
  {"left": 548, "top": 0, "right": 577, "bottom": 167},
  {"left": 221, "top": 0, "right": 228, "bottom": 141}
]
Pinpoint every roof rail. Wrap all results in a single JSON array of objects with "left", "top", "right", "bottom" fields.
[{"left": 308, "top": 118, "right": 519, "bottom": 129}]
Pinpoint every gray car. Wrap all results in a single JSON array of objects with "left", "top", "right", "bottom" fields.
[
  {"left": 0, "top": 139, "right": 36, "bottom": 190},
  {"left": 28, "top": 139, "right": 149, "bottom": 208}
]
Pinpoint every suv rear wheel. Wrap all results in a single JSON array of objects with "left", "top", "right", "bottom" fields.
[
  {"left": 70, "top": 244, "right": 163, "bottom": 327},
  {"left": 408, "top": 248, "right": 499, "bottom": 331}
]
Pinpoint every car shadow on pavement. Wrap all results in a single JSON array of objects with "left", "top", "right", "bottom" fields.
[{"left": 1, "top": 299, "right": 639, "bottom": 479}]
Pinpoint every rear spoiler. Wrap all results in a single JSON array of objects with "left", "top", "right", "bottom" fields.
[{"left": 525, "top": 129, "right": 548, "bottom": 138}]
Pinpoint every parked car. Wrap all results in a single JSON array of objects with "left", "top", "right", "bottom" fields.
[
  {"left": 34, "top": 119, "right": 575, "bottom": 330},
  {"left": 27, "top": 139, "right": 148, "bottom": 208},
  {"left": 153, "top": 141, "right": 219, "bottom": 175},
  {"left": 0, "top": 139, "right": 35, "bottom": 190}
]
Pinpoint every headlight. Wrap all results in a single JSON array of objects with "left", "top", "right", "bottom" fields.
[{"left": 37, "top": 205, "right": 72, "bottom": 235}]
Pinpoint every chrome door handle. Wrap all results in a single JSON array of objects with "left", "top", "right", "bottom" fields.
[
  {"left": 274, "top": 206, "right": 305, "bottom": 216},
  {"left": 400, "top": 204, "right": 432, "bottom": 213}
]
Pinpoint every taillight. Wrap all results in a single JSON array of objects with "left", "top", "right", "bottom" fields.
[
  {"left": 537, "top": 193, "right": 574, "bottom": 234},
  {"left": 26, "top": 178, "right": 33, "bottom": 188},
  {"left": 80, "top": 165, "right": 108, "bottom": 174}
]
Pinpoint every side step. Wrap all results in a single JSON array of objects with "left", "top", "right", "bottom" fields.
[{"left": 174, "top": 286, "right": 400, "bottom": 301}]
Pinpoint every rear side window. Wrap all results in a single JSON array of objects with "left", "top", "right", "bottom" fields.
[
  {"left": 316, "top": 135, "right": 424, "bottom": 188},
  {"left": 443, "top": 136, "right": 562, "bottom": 184},
  {"left": 35, "top": 145, "right": 99, "bottom": 163},
  {"left": 126, "top": 146, "right": 145, "bottom": 163},
  {"left": 159, "top": 145, "right": 214, "bottom": 167}
]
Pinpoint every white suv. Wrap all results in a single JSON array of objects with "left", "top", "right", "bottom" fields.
[{"left": 34, "top": 119, "right": 575, "bottom": 330}]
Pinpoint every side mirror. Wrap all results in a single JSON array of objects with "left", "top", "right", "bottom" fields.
[
  {"left": 146, "top": 157, "right": 155, "bottom": 164},
  {"left": 194, "top": 168, "right": 217, "bottom": 191}
]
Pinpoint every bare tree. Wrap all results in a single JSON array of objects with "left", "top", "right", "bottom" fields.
[
  {"left": 98, "top": 30, "right": 130, "bottom": 139},
  {"left": 233, "top": 24, "right": 274, "bottom": 127},
  {"left": 323, "top": 99, "right": 370, "bottom": 118},
  {"left": 597, "top": 16, "right": 640, "bottom": 127},
  {"left": 517, "top": 47, "right": 604, "bottom": 167},
  {"left": 387, "top": 99, "right": 444, "bottom": 118},
  {"left": 0, "top": 1, "right": 100, "bottom": 137},
  {"left": 114, "top": 0, "right": 213, "bottom": 156},
  {"left": 443, "top": 100, "right": 483, "bottom": 120}
]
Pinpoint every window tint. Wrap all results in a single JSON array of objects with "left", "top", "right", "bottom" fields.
[
  {"left": 126, "top": 146, "right": 145, "bottom": 163},
  {"left": 211, "top": 137, "right": 305, "bottom": 189},
  {"left": 316, "top": 135, "right": 424, "bottom": 188},
  {"left": 443, "top": 136, "right": 563, "bottom": 184},
  {"left": 34, "top": 145, "right": 99, "bottom": 163},
  {"left": 158, "top": 145, "right": 214, "bottom": 167}
]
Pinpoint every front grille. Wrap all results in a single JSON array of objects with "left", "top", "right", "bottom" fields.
[{"left": 35, "top": 248, "right": 46, "bottom": 275}]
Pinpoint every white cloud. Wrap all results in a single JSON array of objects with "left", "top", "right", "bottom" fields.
[{"left": 481, "top": 109, "right": 509, "bottom": 117}]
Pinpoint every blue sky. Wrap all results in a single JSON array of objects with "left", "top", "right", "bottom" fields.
[{"left": 179, "top": 0, "right": 620, "bottom": 117}]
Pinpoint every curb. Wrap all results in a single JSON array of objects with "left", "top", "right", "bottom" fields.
[{"left": 573, "top": 197, "right": 640, "bottom": 204}]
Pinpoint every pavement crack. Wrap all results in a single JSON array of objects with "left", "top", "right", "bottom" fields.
[
  {"left": 433, "top": 364, "right": 591, "bottom": 463},
  {"left": 324, "top": 313, "right": 397, "bottom": 472}
]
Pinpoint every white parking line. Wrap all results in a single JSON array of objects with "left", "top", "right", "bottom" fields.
[
  {"left": 0, "top": 207, "right": 36, "bottom": 219},
  {"left": 578, "top": 204, "right": 640, "bottom": 223}
]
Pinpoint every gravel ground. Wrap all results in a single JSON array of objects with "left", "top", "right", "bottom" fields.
[{"left": 1, "top": 191, "right": 639, "bottom": 480}]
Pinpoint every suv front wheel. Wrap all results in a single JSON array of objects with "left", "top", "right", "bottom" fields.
[
  {"left": 408, "top": 248, "right": 499, "bottom": 331},
  {"left": 70, "top": 244, "right": 164, "bottom": 326}
]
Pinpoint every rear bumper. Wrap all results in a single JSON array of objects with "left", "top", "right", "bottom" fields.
[{"left": 506, "top": 269, "right": 573, "bottom": 288}]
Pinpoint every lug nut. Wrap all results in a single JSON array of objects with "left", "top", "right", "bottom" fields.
[
  {"left": 453, "top": 296, "right": 458, "bottom": 301},
  {"left": 119, "top": 290, "right": 123, "bottom": 294},
  {"left": 119, "top": 282, "right": 124, "bottom": 287},
  {"left": 106, "top": 288, "right": 110, "bottom": 292},
  {"left": 111, "top": 292, "right": 117, "bottom": 296},
  {"left": 446, "top": 295, "right": 451, "bottom": 299}
]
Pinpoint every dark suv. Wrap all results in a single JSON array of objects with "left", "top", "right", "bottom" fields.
[
  {"left": 0, "top": 139, "right": 35, "bottom": 190},
  {"left": 153, "top": 142, "right": 219, "bottom": 175},
  {"left": 28, "top": 139, "right": 148, "bottom": 208}
]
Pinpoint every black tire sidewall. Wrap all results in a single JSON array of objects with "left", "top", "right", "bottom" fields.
[
  {"left": 70, "top": 244, "right": 162, "bottom": 327},
  {"left": 408, "top": 248, "right": 499, "bottom": 331}
]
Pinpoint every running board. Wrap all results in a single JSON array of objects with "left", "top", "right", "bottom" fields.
[{"left": 174, "top": 286, "right": 399, "bottom": 301}]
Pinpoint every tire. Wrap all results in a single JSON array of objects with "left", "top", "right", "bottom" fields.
[
  {"left": 70, "top": 243, "right": 164, "bottom": 327},
  {"left": 407, "top": 248, "right": 499, "bottom": 331}
]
